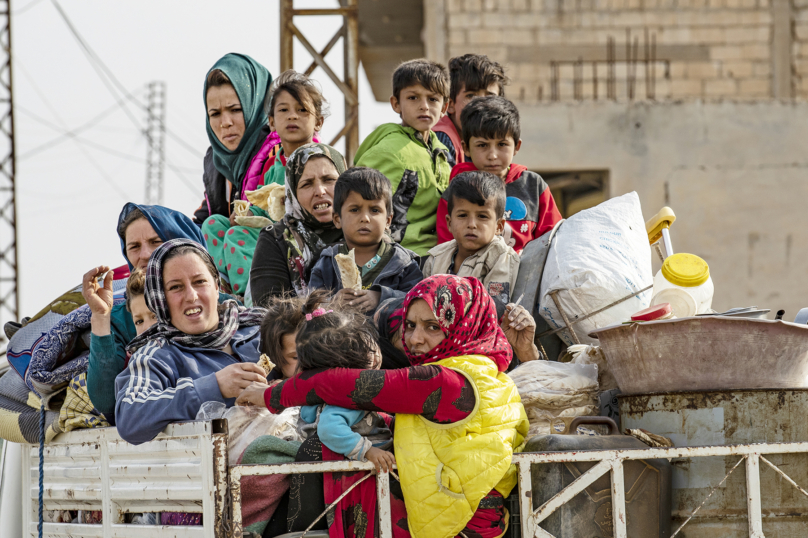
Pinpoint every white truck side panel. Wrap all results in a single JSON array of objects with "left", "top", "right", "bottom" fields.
[{"left": 22, "top": 421, "right": 226, "bottom": 538}]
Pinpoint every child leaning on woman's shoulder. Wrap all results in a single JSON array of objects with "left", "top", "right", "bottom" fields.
[{"left": 308, "top": 167, "right": 422, "bottom": 315}]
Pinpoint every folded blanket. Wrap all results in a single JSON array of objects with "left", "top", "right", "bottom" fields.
[
  {"left": 238, "top": 435, "right": 301, "bottom": 535},
  {"left": 8, "top": 269, "right": 128, "bottom": 384},
  {"left": 26, "top": 297, "right": 125, "bottom": 398},
  {"left": 0, "top": 370, "right": 62, "bottom": 444},
  {"left": 59, "top": 373, "right": 109, "bottom": 433}
]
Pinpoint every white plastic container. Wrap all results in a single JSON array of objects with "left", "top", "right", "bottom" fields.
[{"left": 650, "top": 253, "right": 713, "bottom": 316}]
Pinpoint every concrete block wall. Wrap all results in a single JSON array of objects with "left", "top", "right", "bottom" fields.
[
  {"left": 516, "top": 101, "right": 808, "bottom": 315},
  {"left": 434, "top": 0, "right": 804, "bottom": 101},
  {"left": 796, "top": 0, "right": 808, "bottom": 94}
]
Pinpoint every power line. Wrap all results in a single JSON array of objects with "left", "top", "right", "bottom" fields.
[
  {"left": 48, "top": 1, "right": 207, "bottom": 167},
  {"left": 18, "top": 91, "right": 143, "bottom": 159},
  {"left": 17, "top": 104, "right": 201, "bottom": 198},
  {"left": 13, "top": 0, "right": 45, "bottom": 15},
  {"left": 49, "top": 0, "right": 145, "bottom": 132},
  {"left": 16, "top": 106, "right": 146, "bottom": 163},
  {"left": 14, "top": 59, "right": 132, "bottom": 201},
  {"left": 166, "top": 160, "right": 202, "bottom": 196},
  {"left": 166, "top": 129, "right": 206, "bottom": 159}
]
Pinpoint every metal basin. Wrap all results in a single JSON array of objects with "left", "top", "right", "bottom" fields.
[{"left": 589, "top": 316, "right": 808, "bottom": 394}]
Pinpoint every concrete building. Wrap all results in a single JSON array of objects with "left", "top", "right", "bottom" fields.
[{"left": 353, "top": 0, "right": 808, "bottom": 316}]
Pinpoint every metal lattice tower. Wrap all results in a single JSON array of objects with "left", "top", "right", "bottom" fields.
[
  {"left": 0, "top": 0, "right": 18, "bottom": 350},
  {"left": 144, "top": 81, "right": 166, "bottom": 205},
  {"left": 280, "top": 0, "right": 359, "bottom": 163}
]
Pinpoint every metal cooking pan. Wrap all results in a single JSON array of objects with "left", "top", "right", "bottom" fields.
[{"left": 589, "top": 316, "right": 808, "bottom": 394}]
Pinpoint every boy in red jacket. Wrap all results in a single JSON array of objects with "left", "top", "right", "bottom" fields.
[
  {"left": 433, "top": 54, "right": 508, "bottom": 168},
  {"left": 436, "top": 96, "right": 562, "bottom": 254}
]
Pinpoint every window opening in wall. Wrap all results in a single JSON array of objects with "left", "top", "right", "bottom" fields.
[{"left": 540, "top": 170, "right": 609, "bottom": 218}]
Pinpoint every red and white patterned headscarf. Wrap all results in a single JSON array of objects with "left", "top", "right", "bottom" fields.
[{"left": 401, "top": 275, "right": 512, "bottom": 371}]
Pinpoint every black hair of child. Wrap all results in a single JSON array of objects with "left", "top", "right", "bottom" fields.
[
  {"left": 445, "top": 170, "right": 506, "bottom": 219},
  {"left": 460, "top": 95, "right": 520, "bottom": 146},
  {"left": 259, "top": 289, "right": 331, "bottom": 375},
  {"left": 448, "top": 54, "right": 509, "bottom": 102},
  {"left": 333, "top": 167, "right": 393, "bottom": 217},
  {"left": 295, "top": 299, "right": 380, "bottom": 371},
  {"left": 392, "top": 58, "right": 450, "bottom": 101},
  {"left": 264, "top": 69, "right": 329, "bottom": 122}
]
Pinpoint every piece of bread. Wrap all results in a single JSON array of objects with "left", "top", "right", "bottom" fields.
[
  {"left": 257, "top": 354, "right": 276, "bottom": 376},
  {"left": 234, "top": 215, "right": 273, "bottom": 229},
  {"left": 233, "top": 200, "right": 251, "bottom": 217},
  {"left": 335, "top": 249, "right": 362, "bottom": 291},
  {"left": 246, "top": 183, "right": 286, "bottom": 222}
]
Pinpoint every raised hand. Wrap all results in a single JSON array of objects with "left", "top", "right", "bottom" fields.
[
  {"left": 83, "top": 266, "right": 114, "bottom": 336},
  {"left": 501, "top": 303, "right": 540, "bottom": 362}
]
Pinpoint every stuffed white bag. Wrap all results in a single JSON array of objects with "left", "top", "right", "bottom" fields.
[{"left": 539, "top": 192, "right": 652, "bottom": 346}]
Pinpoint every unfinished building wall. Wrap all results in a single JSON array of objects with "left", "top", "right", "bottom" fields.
[
  {"left": 517, "top": 101, "right": 808, "bottom": 315},
  {"left": 429, "top": 0, "right": 802, "bottom": 101},
  {"left": 795, "top": 0, "right": 808, "bottom": 95}
]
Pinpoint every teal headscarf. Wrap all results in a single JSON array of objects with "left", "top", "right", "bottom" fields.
[{"left": 203, "top": 53, "right": 272, "bottom": 189}]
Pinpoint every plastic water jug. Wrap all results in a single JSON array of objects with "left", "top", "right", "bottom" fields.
[{"left": 651, "top": 253, "right": 713, "bottom": 316}]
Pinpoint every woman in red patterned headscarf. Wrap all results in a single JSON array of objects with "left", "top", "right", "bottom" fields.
[{"left": 238, "top": 275, "right": 534, "bottom": 537}]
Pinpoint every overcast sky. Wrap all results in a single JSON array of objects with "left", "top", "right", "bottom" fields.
[{"left": 10, "top": 0, "right": 400, "bottom": 319}]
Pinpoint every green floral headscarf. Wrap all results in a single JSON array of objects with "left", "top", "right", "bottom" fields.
[{"left": 204, "top": 53, "right": 272, "bottom": 189}]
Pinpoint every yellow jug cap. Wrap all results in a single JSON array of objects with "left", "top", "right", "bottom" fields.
[{"left": 661, "top": 253, "right": 710, "bottom": 287}]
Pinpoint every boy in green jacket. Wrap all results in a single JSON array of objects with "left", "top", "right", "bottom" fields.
[{"left": 354, "top": 59, "right": 452, "bottom": 256}]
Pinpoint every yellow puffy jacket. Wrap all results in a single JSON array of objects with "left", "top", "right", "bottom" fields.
[{"left": 394, "top": 355, "right": 529, "bottom": 538}]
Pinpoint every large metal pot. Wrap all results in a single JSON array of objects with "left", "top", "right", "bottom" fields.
[
  {"left": 589, "top": 317, "right": 808, "bottom": 395},
  {"left": 621, "top": 390, "right": 808, "bottom": 538}
]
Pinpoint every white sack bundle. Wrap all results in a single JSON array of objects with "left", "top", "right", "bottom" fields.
[
  {"left": 539, "top": 192, "right": 653, "bottom": 346},
  {"left": 509, "top": 360, "right": 599, "bottom": 436}
]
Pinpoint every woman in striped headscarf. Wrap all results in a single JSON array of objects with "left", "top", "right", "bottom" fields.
[{"left": 115, "top": 239, "right": 268, "bottom": 445}]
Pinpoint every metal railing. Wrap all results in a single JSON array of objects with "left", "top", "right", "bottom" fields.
[
  {"left": 231, "top": 441, "right": 808, "bottom": 538},
  {"left": 27, "top": 422, "right": 808, "bottom": 537}
]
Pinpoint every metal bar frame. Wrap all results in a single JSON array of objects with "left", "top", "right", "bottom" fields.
[
  {"left": 144, "top": 81, "right": 166, "bottom": 205},
  {"left": 230, "top": 460, "right": 394, "bottom": 538},
  {"left": 23, "top": 421, "right": 226, "bottom": 538},
  {"left": 280, "top": 0, "right": 359, "bottom": 162},
  {"left": 0, "top": 0, "right": 17, "bottom": 350},
  {"left": 229, "top": 441, "right": 808, "bottom": 538}
]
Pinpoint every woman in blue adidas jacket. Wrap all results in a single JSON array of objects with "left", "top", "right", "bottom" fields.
[{"left": 114, "top": 239, "right": 268, "bottom": 445}]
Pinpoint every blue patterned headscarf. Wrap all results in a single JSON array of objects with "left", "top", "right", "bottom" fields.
[{"left": 117, "top": 202, "right": 205, "bottom": 270}]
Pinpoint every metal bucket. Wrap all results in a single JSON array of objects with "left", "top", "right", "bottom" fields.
[
  {"left": 589, "top": 317, "right": 808, "bottom": 394},
  {"left": 620, "top": 389, "right": 808, "bottom": 537}
]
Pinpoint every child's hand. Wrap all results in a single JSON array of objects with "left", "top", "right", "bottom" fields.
[
  {"left": 340, "top": 289, "right": 381, "bottom": 313},
  {"left": 365, "top": 447, "right": 396, "bottom": 473},
  {"left": 335, "top": 288, "right": 359, "bottom": 303},
  {"left": 501, "top": 304, "right": 540, "bottom": 362},
  {"left": 235, "top": 381, "right": 273, "bottom": 407},
  {"left": 229, "top": 212, "right": 239, "bottom": 227}
]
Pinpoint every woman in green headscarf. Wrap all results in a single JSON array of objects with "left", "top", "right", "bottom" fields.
[
  {"left": 194, "top": 53, "right": 275, "bottom": 295},
  {"left": 250, "top": 143, "right": 348, "bottom": 306}
]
